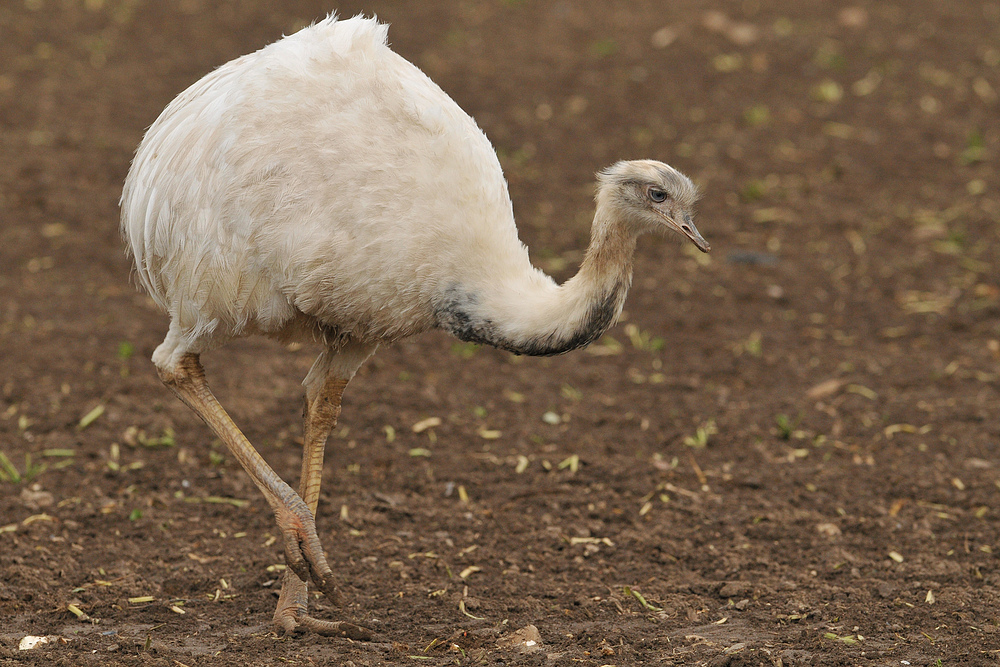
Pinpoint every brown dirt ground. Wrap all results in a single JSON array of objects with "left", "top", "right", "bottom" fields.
[{"left": 2, "top": 1, "right": 999, "bottom": 665}]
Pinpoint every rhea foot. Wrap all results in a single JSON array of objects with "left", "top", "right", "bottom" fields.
[
  {"left": 273, "top": 570, "right": 373, "bottom": 640},
  {"left": 271, "top": 502, "right": 373, "bottom": 640}
]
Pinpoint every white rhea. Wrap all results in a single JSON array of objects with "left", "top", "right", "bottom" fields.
[{"left": 121, "top": 15, "right": 708, "bottom": 639}]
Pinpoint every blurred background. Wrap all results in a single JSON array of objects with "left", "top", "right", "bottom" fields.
[{"left": 0, "top": 1, "right": 998, "bottom": 664}]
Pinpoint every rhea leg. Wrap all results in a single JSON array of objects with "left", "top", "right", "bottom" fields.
[
  {"left": 154, "top": 351, "right": 366, "bottom": 638},
  {"left": 273, "top": 344, "right": 376, "bottom": 636}
]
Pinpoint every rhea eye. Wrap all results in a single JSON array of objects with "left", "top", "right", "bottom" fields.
[{"left": 648, "top": 188, "right": 668, "bottom": 203}]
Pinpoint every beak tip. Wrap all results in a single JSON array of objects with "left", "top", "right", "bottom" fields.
[{"left": 690, "top": 236, "right": 710, "bottom": 253}]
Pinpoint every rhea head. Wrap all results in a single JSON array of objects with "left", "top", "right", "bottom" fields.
[{"left": 597, "top": 159, "right": 709, "bottom": 253}]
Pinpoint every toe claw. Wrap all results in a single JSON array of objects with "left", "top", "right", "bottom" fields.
[
  {"left": 338, "top": 622, "right": 375, "bottom": 642},
  {"left": 295, "top": 613, "right": 375, "bottom": 640}
]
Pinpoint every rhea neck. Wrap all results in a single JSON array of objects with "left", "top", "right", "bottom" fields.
[{"left": 437, "top": 191, "right": 637, "bottom": 357}]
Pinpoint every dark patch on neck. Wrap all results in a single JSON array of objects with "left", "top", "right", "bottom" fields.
[
  {"left": 435, "top": 281, "right": 628, "bottom": 357},
  {"left": 519, "top": 282, "right": 626, "bottom": 356}
]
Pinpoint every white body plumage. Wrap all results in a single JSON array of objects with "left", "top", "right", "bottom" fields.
[{"left": 123, "top": 16, "right": 561, "bottom": 367}]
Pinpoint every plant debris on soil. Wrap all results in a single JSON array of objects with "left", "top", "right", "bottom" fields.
[{"left": 1, "top": 1, "right": 998, "bottom": 665}]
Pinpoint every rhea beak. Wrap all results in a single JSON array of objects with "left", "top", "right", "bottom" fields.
[{"left": 657, "top": 209, "right": 710, "bottom": 253}]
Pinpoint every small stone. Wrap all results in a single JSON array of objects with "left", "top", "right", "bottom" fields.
[
  {"left": 497, "top": 624, "right": 542, "bottom": 653},
  {"left": 18, "top": 636, "right": 48, "bottom": 651},
  {"left": 816, "top": 522, "right": 841, "bottom": 537},
  {"left": 20, "top": 488, "right": 54, "bottom": 510}
]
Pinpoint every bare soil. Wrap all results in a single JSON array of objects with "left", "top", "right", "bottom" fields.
[{"left": 1, "top": 1, "right": 999, "bottom": 665}]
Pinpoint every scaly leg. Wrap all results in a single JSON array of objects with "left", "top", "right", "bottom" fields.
[
  {"left": 156, "top": 351, "right": 371, "bottom": 640},
  {"left": 272, "top": 344, "right": 376, "bottom": 637}
]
